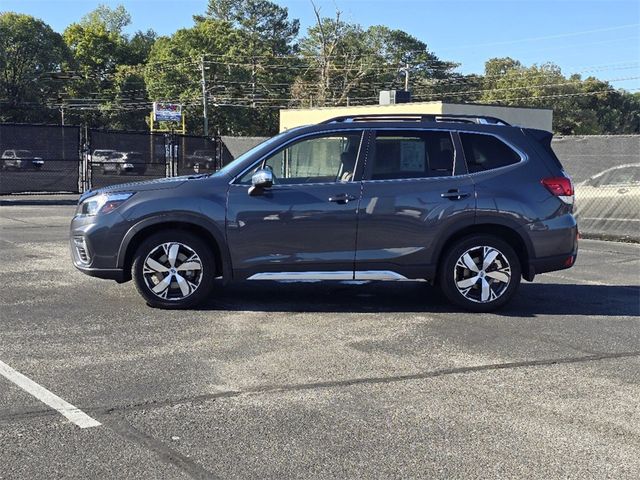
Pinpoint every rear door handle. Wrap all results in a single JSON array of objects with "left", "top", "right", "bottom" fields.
[
  {"left": 328, "top": 193, "right": 357, "bottom": 204},
  {"left": 441, "top": 190, "right": 470, "bottom": 200}
]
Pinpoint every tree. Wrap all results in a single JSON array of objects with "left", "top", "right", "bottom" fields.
[
  {"left": 62, "top": 5, "right": 156, "bottom": 128},
  {"left": 194, "top": 0, "right": 300, "bottom": 134},
  {"left": 144, "top": 20, "right": 249, "bottom": 134},
  {"left": 477, "top": 57, "right": 638, "bottom": 134},
  {"left": 293, "top": 6, "right": 458, "bottom": 108},
  {"left": 79, "top": 4, "right": 131, "bottom": 33},
  {"left": 0, "top": 12, "right": 69, "bottom": 122},
  {"left": 127, "top": 29, "right": 158, "bottom": 66}
]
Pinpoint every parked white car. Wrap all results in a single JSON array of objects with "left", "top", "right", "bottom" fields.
[
  {"left": 575, "top": 163, "right": 640, "bottom": 235},
  {"left": 1, "top": 149, "right": 44, "bottom": 170},
  {"left": 102, "top": 151, "right": 147, "bottom": 175},
  {"left": 90, "top": 149, "right": 116, "bottom": 164}
]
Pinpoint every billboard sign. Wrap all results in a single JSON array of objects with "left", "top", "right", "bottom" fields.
[{"left": 153, "top": 102, "right": 182, "bottom": 122}]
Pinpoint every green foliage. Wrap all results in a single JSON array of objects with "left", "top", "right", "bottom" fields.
[
  {"left": 0, "top": 5, "right": 637, "bottom": 135},
  {"left": 479, "top": 57, "right": 639, "bottom": 134},
  {"left": 79, "top": 4, "right": 131, "bottom": 33},
  {"left": 61, "top": 5, "right": 156, "bottom": 128},
  {"left": 0, "top": 12, "right": 69, "bottom": 122}
]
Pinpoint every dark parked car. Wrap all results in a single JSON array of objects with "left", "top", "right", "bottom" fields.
[
  {"left": 70, "top": 114, "right": 578, "bottom": 311},
  {"left": 184, "top": 150, "right": 217, "bottom": 170}
]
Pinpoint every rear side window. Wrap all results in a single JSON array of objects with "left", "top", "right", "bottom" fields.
[
  {"left": 371, "top": 130, "right": 455, "bottom": 180},
  {"left": 460, "top": 133, "right": 521, "bottom": 173}
]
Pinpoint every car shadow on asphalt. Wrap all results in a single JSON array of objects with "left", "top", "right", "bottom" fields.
[{"left": 197, "top": 281, "right": 640, "bottom": 317}]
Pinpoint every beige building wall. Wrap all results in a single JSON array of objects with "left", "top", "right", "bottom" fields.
[{"left": 279, "top": 101, "right": 553, "bottom": 132}]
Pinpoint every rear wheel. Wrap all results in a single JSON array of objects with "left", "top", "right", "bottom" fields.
[
  {"left": 132, "top": 232, "right": 216, "bottom": 309},
  {"left": 439, "top": 234, "right": 521, "bottom": 312}
]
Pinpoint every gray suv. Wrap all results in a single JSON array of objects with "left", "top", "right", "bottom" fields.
[{"left": 70, "top": 114, "right": 578, "bottom": 312}]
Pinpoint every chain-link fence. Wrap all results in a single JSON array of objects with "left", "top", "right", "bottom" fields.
[
  {"left": 175, "top": 135, "right": 220, "bottom": 176},
  {"left": 0, "top": 124, "right": 81, "bottom": 194},
  {"left": 88, "top": 129, "right": 171, "bottom": 189},
  {"left": 552, "top": 135, "right": 640, "bottom": 241},
  {"left": 1, "top": 124, "right": 226, "bottom": 194},
  {"left": 1, "top": 123, "right": 637, "bottom": 241}
]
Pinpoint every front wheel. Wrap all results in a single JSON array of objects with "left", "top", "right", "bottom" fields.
[
  {"left": 439, "top": 235, "right": 521, "bottom": 312},
  {"left": 132, "top": 232, "right": 216, "bottom": 309}
]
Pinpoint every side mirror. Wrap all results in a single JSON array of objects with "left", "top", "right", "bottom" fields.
[{"left": 248, "top": 168, "right": 273, "bottom": 195}]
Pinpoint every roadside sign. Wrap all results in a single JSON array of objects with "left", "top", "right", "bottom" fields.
[{"left": 153, "top": 102, "right": 182, "bottom": 122}]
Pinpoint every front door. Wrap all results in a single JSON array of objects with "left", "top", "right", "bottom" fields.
[
  {"left": 355, "top": 129, "right": 476, "bottom": 280},
  {"left": 226, "top": 131, "right": 365, "bottom": 279}
]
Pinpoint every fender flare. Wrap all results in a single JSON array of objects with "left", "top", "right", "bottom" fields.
[
  {"left": 431, "top": 215, "right": 535, "bottom": 279},
  {"left": 116, "top": 212, "right": 233, "bottom": 281}
]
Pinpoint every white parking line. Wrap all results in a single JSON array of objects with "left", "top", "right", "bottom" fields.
[{"left": 0, "top": 360, "right": 101, "bottom": 429}]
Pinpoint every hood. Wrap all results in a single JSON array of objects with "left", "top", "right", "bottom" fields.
[{"left": 78, "top": 174, "right": 211, "bottom": 202}]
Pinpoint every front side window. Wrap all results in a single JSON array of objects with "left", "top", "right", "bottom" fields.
[
  {"left": 370, "top": 130, "right": 455, "bottom": 180},
  {"left": 460, "top": 133, "right": 521, "bottom": 173},
  {"left": 239, "top": 133, "right": 362, "bottom": 184}
]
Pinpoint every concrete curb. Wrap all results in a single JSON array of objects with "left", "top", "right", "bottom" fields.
[
  {"left": 0, "top": 195, "right": 79, "bottom": 206},
  {"left": 0, "top": 199, "right": 78, "bottom": 206}
]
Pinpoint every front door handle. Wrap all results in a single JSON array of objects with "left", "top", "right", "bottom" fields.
[
  {"left": 328, "top": 193, "right": 357, "bottom": 204},
  {"left": 441, "top": 189, "right": 470, "bottom": 200}
]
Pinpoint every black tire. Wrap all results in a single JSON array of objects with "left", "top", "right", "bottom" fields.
[
  {"left": 132, "top": 231, "right": 216, "bottom": 309},
  {"left": 438, "top": 234, "right": 521, "bottom": 312}
]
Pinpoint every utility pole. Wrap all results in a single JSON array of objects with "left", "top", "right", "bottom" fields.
[
  {"left": 60, "top": 105, "right": 65, "bottom": 126},
  {"left": 400, "top": 63, "right": 410, "bottom": 91},
  {"left": 200, "top": 55, "right": 209, "bottom": 137}
]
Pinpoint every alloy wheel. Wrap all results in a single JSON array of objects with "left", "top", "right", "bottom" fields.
[
  {"left": 453, "top": 245, "right": 512, "bottom": 303},
  {"left": 142, "top": 242, "right": 203, "bottom": 301}
]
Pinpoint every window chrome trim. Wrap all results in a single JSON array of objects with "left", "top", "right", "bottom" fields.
[
  {"left": 229, "top": 128, "right": 366, "bottom": 186},
  {"left": 455, "top": 130, "right": 528, "bottom": 177},
  {"left": 366, "top": 127, "right": 528, "bottom": 181}
]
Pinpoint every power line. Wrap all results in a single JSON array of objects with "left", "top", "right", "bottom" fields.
[{"left": 436, "top": 23, "right": 640, "bottom": 51}]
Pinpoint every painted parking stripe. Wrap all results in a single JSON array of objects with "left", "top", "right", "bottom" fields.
[{"left": 0, "top": 360, "right": 101, "bottom": 429}]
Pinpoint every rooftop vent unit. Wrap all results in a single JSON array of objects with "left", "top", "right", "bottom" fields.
[{"left": 379, "top": 90, "right": 411, "bottom": 105}]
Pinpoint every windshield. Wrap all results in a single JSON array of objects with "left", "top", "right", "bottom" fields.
[{"left": 212, "top": 130, "right": 299, "bottom": 177}]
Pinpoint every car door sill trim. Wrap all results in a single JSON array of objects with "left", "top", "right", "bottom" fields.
[{"left": 247, "top": 271, "right": 410, "bottom": 281}]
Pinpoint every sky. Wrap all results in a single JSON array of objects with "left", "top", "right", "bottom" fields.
[{"left": 2, "top": 0, "right": 639, "bottom": 90}]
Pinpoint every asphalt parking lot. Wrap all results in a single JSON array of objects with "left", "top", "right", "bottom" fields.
[{"left": 0, "top": 205, "right": 639, "bottom": 479}]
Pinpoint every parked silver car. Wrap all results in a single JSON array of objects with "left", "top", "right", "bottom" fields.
[{"left": 1, "top": 149, "right": 44, "bottom": 170}]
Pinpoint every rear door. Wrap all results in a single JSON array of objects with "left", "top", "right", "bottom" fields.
[{"left": 355, "top": 129, "right": 476, "bottom": 279}]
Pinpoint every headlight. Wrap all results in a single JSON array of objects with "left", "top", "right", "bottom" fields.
[{"left": 77, "top": 192, "right": 134, "bottom": 216}]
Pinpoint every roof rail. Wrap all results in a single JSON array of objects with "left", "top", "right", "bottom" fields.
[{"left": 319, "top": 113, "right": 511, "bottom": 126}]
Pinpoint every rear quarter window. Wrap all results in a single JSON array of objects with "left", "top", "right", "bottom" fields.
[{"left": 460, "top": 133, "right": 521, "bottom": 173}]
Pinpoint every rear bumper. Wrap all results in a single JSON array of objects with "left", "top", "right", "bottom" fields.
[
  {"left": 529, "top": 252, "right": 577, "bottom": 276},
  {"left": 527, "top": 226, "right": 579, "bottom": 278}
]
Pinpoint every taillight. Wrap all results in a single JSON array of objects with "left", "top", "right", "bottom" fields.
[{"left": 542, "top": 177, "right": 574, "bottom": 204}]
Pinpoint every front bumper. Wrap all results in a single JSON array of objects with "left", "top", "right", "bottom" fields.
[
  {"left": 70, "top": 210, "right": 131, "bottom": 282},
  {"left": 73, "top": 264, "right": 126, "bottom": 282}
]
